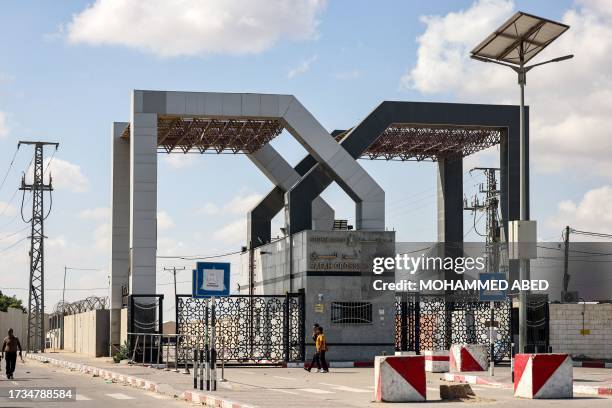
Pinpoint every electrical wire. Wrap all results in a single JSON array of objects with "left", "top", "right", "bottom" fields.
[
  {"left": 0, "top": 225, "right": 30, "bottom": 242},
  {"left": 0, "top": 146, "right": 19, "bottom": 195},
  {"left": 0, "top": 236, "right": 28, "bottom": 254},
  {"left": 157, "top": 249, "right": 243, "bottom": 260}
]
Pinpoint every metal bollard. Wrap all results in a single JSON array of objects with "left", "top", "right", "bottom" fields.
[
  {"left": 199, "top": 348, "right": 204, "bottom": 391},
  {"left": 142, "top": 335, "right": 146, "bottom": 366},
  {"left": 211, "top": 346, "right": 217, "bottom": 391},
  {"left": 165, "top": 336, "right": 170, "bottom": 370},
  {"left": 205, "top": 343, "right": 210, "bottom": 391}
]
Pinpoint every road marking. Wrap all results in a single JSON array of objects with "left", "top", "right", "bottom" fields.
[
  {"left": 318, "top": 382, "right": 370, "bottom": 393},
  {"left": 235, "top": 370, "right": 255, "bottom": 375},
  {"left": 10, "top": 381, "right": 18, "bottom": 386},
  {"left": 146, "top": 393, "right": 171, "bottom": 399},
  {"left": 427, "top": 387, "right": 439, "bottom": 391},
  {"left": 298, "top": 388, "right": 334, "bottom": 394},
  {"left": 106, "top": 393, "right": 134, "bottom": 400},
  {"left": 76, "top": 394, "right": 92, "bottom": 401},
  {"left": 269, "top": 388, "right": 299, "bottom": 395},
  {"left": 273, "top": 376, "right": 296, "bottom": 380}
]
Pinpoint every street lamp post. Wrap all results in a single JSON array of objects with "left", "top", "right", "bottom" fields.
[{"left": 470, "top": 11, "right": 572, "bottom": 353}]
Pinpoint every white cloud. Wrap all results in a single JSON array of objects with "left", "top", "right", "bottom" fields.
[
  {"left": 197, "top": 192, "right": 262, "bottom": 216},
  {"left": 213, "top": 219, "right": 246, "bottom": 244},
  {"left": 0, "top": 111, "right": 8, "bottom": 138},
  {"left": 162, "top": 154, "right": 198, "bottom": 169},
  {"left": 67, "top": 0, "right": 326, "bottom": 57},
  {"left": 78, "top": 207, "right": 109, "bottom": 221},
  {"left": 287, "top": 55, "right": 318, "bottom": 79},
  {"left": 157, "top": 211, "right": 175, "bottom": 231},
  {"left": 401, "top": 0, "right": 612, "bottom": 178},
  {"left": 548, "top": 186, "right": 612, "bottom": 239},
  {"left": 27, "top": 158, "right": 90, "bottom": 192}
]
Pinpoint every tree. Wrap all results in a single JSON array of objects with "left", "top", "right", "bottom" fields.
[{"left": 0, "top": 291, "right": 26, "bottom": 313}]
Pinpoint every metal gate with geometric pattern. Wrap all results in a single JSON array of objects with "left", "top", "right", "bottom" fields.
[
  {"left": 176, "top": 293, "right": 305, "bottom": 365},
  {"left": 395, "top": 292, "right": 512, "bottom": 361}
]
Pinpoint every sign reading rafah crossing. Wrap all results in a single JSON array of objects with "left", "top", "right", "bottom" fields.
[{"left": 192, "top": 262, "right": 230, "bottom": 298}]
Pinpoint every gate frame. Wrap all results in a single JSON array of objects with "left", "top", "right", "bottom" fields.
[{"left": 175, "top": 292, "right": 305, "bottom": 365}]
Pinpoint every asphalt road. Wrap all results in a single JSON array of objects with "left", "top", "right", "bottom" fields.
[
  {"left": 0, "top": 360, "right": 189, "bottom": 408},
  {"left": 0, "top": 359, "right": 610, "bottom": 407}
]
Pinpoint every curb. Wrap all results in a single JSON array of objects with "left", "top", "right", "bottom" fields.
[
  {"left": 573, "top": 361, "right": 612, "bottom": 369},
  {"left": 285, "top": 361, "right": 373, "bottom": 368},
  {"left": 443, "top": 372, "right": 612, "bottom": 396},
  {"left": 27, "top": 354, "right": 256, "bottom": 408}
]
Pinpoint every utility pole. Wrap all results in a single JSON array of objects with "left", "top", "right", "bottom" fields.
[
  {"left": 562, "top": 226, "right": 570, "bottom": 294},
  {"left": 162, "top": 266, "right": 185, "bottom": 333},
  {"left": 19, "top": 141, "right": 59, "bottom": 353},
  {"left": 464, "top": 167, "right": 502, "bottom": 273}
]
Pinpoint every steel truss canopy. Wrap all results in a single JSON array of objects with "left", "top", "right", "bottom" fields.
[
  {"left": 470, "top": 11, "right": 569, "bottom": 65},
  {"left": 120, "top": 116, "right": 284, "bottom": 154},
  {"left": 337, "top": 124, "right": 502, "bottom": 162}
]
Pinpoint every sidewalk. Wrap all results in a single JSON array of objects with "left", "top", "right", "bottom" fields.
[
  {"left": 28, "top": 351, "right": 384, "bottom": 407},
  {"left": 442, "top": 365, "right": 612, "bottom": 395}
]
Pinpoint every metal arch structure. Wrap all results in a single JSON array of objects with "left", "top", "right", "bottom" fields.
[
  {"left": 109, "top": 90, "right": 385, "bottom": 352},
  {"left": 283, "top": 101, "right": 527, "bottom": 241}
]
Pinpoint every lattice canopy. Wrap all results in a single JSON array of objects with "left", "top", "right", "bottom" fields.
[
  {"left": 336, "top": 124, "right": 502, "bottom": 161},
  {"left": 121, "top": 116, "right": 284, "bottom": 154}
]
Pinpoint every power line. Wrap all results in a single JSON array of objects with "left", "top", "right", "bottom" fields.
[
  {"left": 1, "top": 287, "right": 108, "bottom": 291},
  {"left": 157, "top": 249, "right": 243, "bottom": 260},
  {"left": 0, "top": 236, "right": 28, "bottom": 254},
  {"left": 0, "top": 146, "right": 19, "bottom": 194},
  {"left": 0, "top": 225, "right": 30, "bottom": 242}
]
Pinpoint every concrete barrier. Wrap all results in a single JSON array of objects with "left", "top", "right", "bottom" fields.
[
  {"left": 374, "top": 355, "right": 425, "bottom": 402},
  {"left": 450, "top": 344, "right": 488, "bottom": 372},
  {"left": 424, "top": 350, "right": 449, "bottom": 372},
  {"left": 514, "top": 354, "right": 573, "bottom": 399}
]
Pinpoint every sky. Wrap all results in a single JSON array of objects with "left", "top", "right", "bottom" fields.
[{"left": 1, "top": 0, "right": 611, "bottom": 316}]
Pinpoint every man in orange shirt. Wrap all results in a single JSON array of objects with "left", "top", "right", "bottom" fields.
[{"left": 314, "top": 326, "right": 328, "bottom": 373}]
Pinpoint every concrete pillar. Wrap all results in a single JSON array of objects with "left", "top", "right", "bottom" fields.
[
  {"left": 437, "top": 156, "right": 463, "bottom": 349},
  {"left": 437, "top": 156, "right": 463, "bottom": 244},
  {"left": 109, "top": 122, "right": 130, "bottom": 352},
  {"left": 129, "top": 107, "right": 158, "bottom": 295}
]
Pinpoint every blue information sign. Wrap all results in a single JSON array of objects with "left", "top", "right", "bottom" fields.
[
  {"left": 479, "top": 273, "right": 507, "bottom": 301},
  {"left": 192, "top": 262, "right": 230, "bottom": 298}
]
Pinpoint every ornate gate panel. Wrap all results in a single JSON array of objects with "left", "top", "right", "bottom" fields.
[
  {"left": 176, "top": 293, "right": 304, "bottom": 364},
  {"left": 395, "top": 292, "right": 512, "bottom": 361}
]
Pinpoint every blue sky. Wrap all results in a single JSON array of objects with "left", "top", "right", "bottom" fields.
[{"left": 1, "top": 0, "right": 611, "bottom": 313}]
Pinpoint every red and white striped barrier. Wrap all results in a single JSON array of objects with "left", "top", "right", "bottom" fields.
[
  {"left": 450, "top": 344, "right": 488, "bottom": 372},
  {"left": 514, "top": 354, "right": 573, "bottom": 399},
  {"left": 424, "top": 350, "right": 449, "bottom": 372},
  {"left": 374, "top": 355, "right": 426, "bottom": 402}
]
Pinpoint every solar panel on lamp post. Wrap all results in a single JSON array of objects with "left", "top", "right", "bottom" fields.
[{"left": 470, "top": 11, "right": 572, "bottom": 354}]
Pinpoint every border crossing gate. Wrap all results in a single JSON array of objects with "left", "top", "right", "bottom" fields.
[
  {"left": 395, "top": 292, "right": 512, "bottom": 361},
  {"left": 176, "top": 293, "right": 305, "bottom": 365}
]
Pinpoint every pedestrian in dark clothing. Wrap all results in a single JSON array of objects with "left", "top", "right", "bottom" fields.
[
  {"left": 1, "top": 328, "right": 22, "bottom": 379},
  {"left": 305, "top": 323, "right": 320, "bottom": 372}
]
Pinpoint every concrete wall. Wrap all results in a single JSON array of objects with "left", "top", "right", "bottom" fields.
[
  {"left": 63, "top": 310, "right": 110, "bottom": 357},
  {"left": 550, "top": 303, "right": 612, "bottom": 359},
  {"left": 0, "top": 308, "right": 27, "bottom": 342}
]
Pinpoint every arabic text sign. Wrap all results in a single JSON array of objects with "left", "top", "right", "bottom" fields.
[{"left": 192, "top": 262, "right": 230, "bottom": 298}]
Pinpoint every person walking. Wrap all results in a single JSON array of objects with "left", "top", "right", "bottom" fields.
[
  {"left": 305, "top": 323, "right": 320, "bottom": 372},
  {"left": 1, "top": 328, "right": 22, "bottom": 379},
  {"left": 315, "top": 326, "right": 329, "bottom": 373}
]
